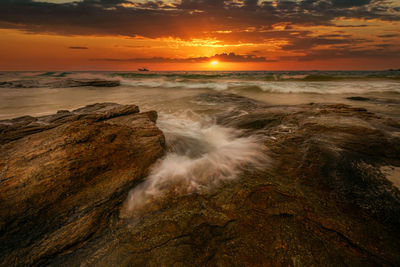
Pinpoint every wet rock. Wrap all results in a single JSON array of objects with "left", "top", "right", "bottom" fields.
[
  {"left": 0, "top": 78, "right": 120, "bottom": 88},
  {"left": 0, "top": 103, "right": 140, "bottom": 145},
  {"left": 346, "top": 96, "right": 371, "bottom": 101},
  {"left": 85, "top": 92, "right": 399, "bottom": 267},
  {"left": 346, "top": 96, "right": 400, "bottom": 106},
  {"left": 1, "top": 95, "right": 400, "bottom": 266},
  {"left": 0, "top": 80, "right": 40, "bottom": 88},
  {"left": 205, "top": 94, "right": 400, "bottom": 225},
  {"left": 67, "top": 79, "right": 120, "bottom": 87},
  {"left": 0, "top": 103, "right": 165, "bottom": 266}
]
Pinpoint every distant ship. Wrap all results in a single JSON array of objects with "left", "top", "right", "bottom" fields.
[{"left": 138, "top": 67, "right": 149, "bottom": 72}]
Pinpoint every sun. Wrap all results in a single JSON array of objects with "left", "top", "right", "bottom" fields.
[{"left": 210, "top": 60, "right": 219, "bottom": 66}]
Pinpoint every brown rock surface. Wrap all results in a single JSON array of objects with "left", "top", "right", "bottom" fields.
[
  {"left": 0, "top": 103, "right": 165, "bottom": 266},
  {"left": 1, "top": 95, "right": 400, "bottom": 266}
]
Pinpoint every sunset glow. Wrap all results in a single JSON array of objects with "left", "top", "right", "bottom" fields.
[
  {"left": 0, "top": 0, "right": 399, "bottom": 70},
  {"left": 210, "top": 60, "right": 219, "bottom": 67},
  {"left": 1, "top": 2, "right": 400, "bottom": 266}
]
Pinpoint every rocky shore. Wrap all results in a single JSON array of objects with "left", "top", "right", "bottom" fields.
[
  {"left": 0, "top": 78, "right": 120, "bottom": 88},
  {"left": 1, "top": 95, "right": 400, "bottom": 266},
  {"left": 0, "top": 103, "right": 165, "bottom": 266}
]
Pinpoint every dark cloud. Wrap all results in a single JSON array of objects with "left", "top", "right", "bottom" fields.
[
  {"left": 281, "top": 46, "right": 400, "bottom": 61},
  {"left": 377, "top": 34, "right": 399, "bottom": 38},
  {"left": 213, "top": 52, "right": 267, "bottom": 62},
  {"left": 93, "top": 52, "right": 268, "bottom": 63},
  {"left": 0, "top": 0, "right": 399, "bottom": 63},
  {"left": 0, "top": 0, "right": 398, "bottom": 39},
  {"left": 282, "top": 36, "right": 369, "bottom": 51},
  {"left": 68, "top": 46, "right": 88, "bottom": 49},
  {"left": 335, "top": 24, "right": 369, "bottom": 27},
  {"left": 331, "top": 0, "right": 371, "bottom": 8}
]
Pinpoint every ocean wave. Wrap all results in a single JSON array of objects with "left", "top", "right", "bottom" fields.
[
  {"left": 3, "top": 70, "right": 400, "bottom": 81},
  {"left": 118, "top": 77, "right": 230, "bottom": 91},
  {"left": 36, "top": 72, "right": 71, "bottom": 77},
  {"left": 1, "top": 71, "right": 399, "bottom": 94},
  {"left": 116, "top": 76, "right": 400, "bottom": 94},
  {"left": 123, "top": 111, "right": 269, "bottom": 213},
  {"left": 113, "top": 71, "right": 400, "bottom": 81},
  {"left": 243, "top": 81, "right": 400, "bottom": 94}
]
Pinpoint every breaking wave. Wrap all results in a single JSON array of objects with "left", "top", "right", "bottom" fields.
[
  {"left": 110, "top": 72, "right": 400, "bottom": 94},
  {"left": 114, "top": 71, "right": 400, "bottom": 81},
  {"left": 1, "top": 71, "right": 399, "bottom": 94},
  {"left": 118, "top": 78, "right": 400, "bottom": 94},
  {"left": 123, "top": 110, "right": 269, "bottom": 213}
]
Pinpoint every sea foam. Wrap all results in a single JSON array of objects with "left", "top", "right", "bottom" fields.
[
  {"left": 123, "top": 110, "right": 268, "bottom": 213},
  {"left": 116, "top": 75, "right": 400, "bottom": 94}
]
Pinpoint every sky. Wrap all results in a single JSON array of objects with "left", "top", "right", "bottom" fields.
[{"left": 0, "top": 0, "right": 399, "bottom": 71}]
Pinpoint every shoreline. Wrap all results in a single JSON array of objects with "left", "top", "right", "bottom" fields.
[{"left": 1, "top": 95, "right": 400, "bottom": 265}]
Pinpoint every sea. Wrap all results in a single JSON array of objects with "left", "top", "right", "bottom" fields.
[
  {"left": 1, "top": 70, "right": 400, "bottom": 200},
  {"left": 1, "top": 70, "right": 399, "bottom": 120}
]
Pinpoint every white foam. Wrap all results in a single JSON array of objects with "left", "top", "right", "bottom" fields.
[
  {"left": 66, "top": 72, "right": 119, "bottom": 81},
  {"left": 117, "top": 76, "right": 400, "bottom": 94},
  {"left": 255, "top": 81, "right": 400, "bottom": 94},
  {"left": 123, "top": 111, "right": 268, "bottom": 213},
  {"left": 119, "top": 77, "right": 229, "bottom": 91}
]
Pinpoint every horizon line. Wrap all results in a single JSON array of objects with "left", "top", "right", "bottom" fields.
[{"left": 1, "top": 69, "right": 399, "bottom": 72}]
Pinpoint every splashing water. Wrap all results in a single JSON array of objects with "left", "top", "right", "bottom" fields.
[{"left": 123, "top": 110, "right": 269, "bottom": 213}]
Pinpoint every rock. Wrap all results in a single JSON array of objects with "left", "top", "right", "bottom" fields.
[
  {"left": 77, "top": 92, "right": 397, "bottom": 267},
  {"left": 0, "top": 80, "right": 40, "bottom": 88},
  {"left": 56, "top": 110, "right": 70, "bottom": 114},
  {"left": 0, "top": 103, "right": 140, "bottom": 145},
  {"left": 346, "top": 96, "right": 371, "bottom": 101},
  {"left": 346, "top": 96, "right": 400, "bottom": 105},
  {"left": 0, "top": 103, "right": 165, "bottom": 266},
  {"left": 69, "top": 79, "right": 121, "bottom": 87},
  {"left": 1, "top": 95, "right": 400, "bottom": 266},
  {"left": 0, "top": 78, "right": 120, "bottom": 88},
  {"left": 205, "top": 93, "right": 400, "bottom": 224},
  {"left": 55, "top": 79, "right": 120, "bottom": 87}
]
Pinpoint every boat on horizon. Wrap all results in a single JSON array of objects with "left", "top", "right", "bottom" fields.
[{"left": 138, "top": 67, "right": 149, "bottom": 72}]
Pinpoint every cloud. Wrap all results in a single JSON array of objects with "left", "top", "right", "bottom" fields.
[
  {"left": 282, "top": 36, "right": 368, "bottom": 51},
  {"left": 281, "top": 46, "right": 400, "bottom": 61},
  {"left": 377, "top": 34, "right": 399, "bottom": 38},
  {"left": 331, "top": 0, "right": 371, "bottom": 8},
  {"left": 0, "top": 0, "right": 399, "bottom": 63},
  {"left": 0, "top": 0, "right": 398, "bottom": 40},
  {"left": 68, "top": 46, "right": 88, "bottom": 49},
  {"left": 93, "top": 52, "right": 268, "bottom": 63}
]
